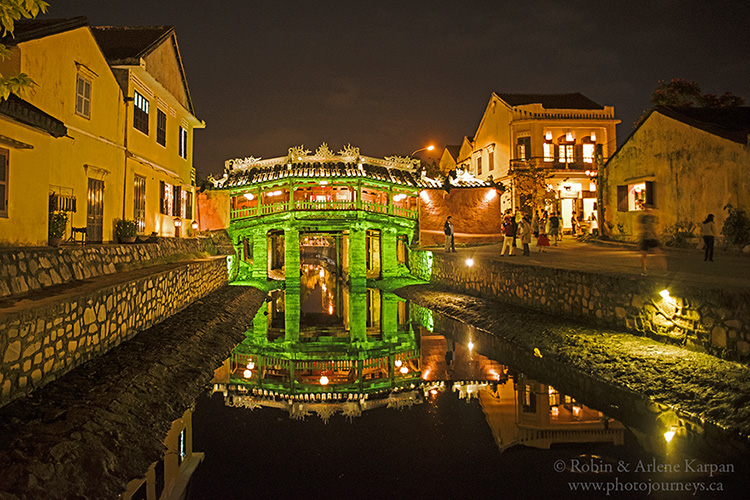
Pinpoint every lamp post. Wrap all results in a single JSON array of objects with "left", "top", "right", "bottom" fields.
[{"left": 410, "top": 145, "right": 435, "bottom": 157}]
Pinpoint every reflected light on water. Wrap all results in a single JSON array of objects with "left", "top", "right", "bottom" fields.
[{"left": 243, "top": 369, "right": 252, "bottom": 378}]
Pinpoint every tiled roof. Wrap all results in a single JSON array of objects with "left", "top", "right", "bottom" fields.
[
  {"left": 656, "top": 106, "right": 750, "bottom": 144},
  {"left": 444, "top": 145, "right": 460, "bottom": 160},
  {"left": 0, "top": 94, "right": 67, "bottom": 138},
  {"left": 1, "top": 17, "right": 88, "bottom": 45},
  {"left": 216, "top": 159, "right": 489, "bottom": 190},
  {"left": 496, "top": 92, "right": 604, "bottom": 110},
  {"left": 91, "top": 26, "right": 173, "bottom": 64}
]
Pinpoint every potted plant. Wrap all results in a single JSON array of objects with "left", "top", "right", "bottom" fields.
[
  {"left": 48, "top": 211, "right": 68, "bottom": 247},
  {"left": 115, "top": 219, "right": 138, "bottom": 243}
]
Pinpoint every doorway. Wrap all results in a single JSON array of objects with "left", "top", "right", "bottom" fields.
[{"left": 86, "top": 178, "right": 104, "bottom": 243}]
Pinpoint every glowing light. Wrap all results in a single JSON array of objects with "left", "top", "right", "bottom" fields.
[
  {"left": 484, "top": 189, "right": 497, "bottom": 201},
  {"left": 420, "top": 190, "right": 430, "bottom": 201},
  {"left": 191, "top": 220, "right": 199, "bottom": 230},
  {"left": 572, "top": 405, "right": 581, "bottom": 418},
  {"left": 590, "top": 132, "right": 597, "bottom": 142},
  {"left": 394, "top": 360, "right": 403, "bottom": 368},
  {"left": 422, "top": 368, "right": 431, "bottom": 379},
  {"left": 246, "top": 361, "right": 255, "bottom": 369},
  {"left": 566, "top": 132, "right": 575, "bottom": 142},
  {"left": 399, "top": 366, "right": 409, "bottom": 374},
  {"left": 430, "top": 389, "right": 438, "bottom": 395},
  {"left": 319, "top": 180, "right": 328, "bottom": 185},
  {"left": 465, "top": 258, "right": 474, "bottom": 267},
  {"left": 427, "top": 145, "right": 435, "bottom": 151},
  {"left": 551, "top": 406, "right": 560, "bottom": 417},
  {"left": 328, "top": 305, "right": 334, "bottom": 315},
  {"left": 664, "top": 430, "right": 675, "bottom": 443},
  {"left": 243, "top": 193, "right": 254, "bottom": 200},
  {"left": 660, "top": 289, "right": 670, "bottom": 300},
  {"left": 545, "top": 131, "right": 552, "bottom": 141},
  {"left": 173, "top": 218, "right": 182, "bottom": 228},
  {"left": 467, "top": 341, "right": 474, "bottom": 351},
  {"left": 320, "top": 375, "right": 329, "bottom": 385},
  {"left": 243, "top": 369, "right": 252, "bottom": 378},
  {"left": 393, "top": 193, "right": 407, "bottom": 202}
]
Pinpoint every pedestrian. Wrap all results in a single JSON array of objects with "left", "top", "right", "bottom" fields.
[
  {"left": 443, "top": 216, "right": 455, "bottom": 253},
  {"left": 519, "top": 216, "right": 532, "bottom": 256},
  {"left": 638, "top": 207, "right": 660, "bottom": 274},
  {"left": 536, "top": 229, "right": 550, "bottom": 252},
  {"left": 570, "top": 211, "right": 577, "bottom": 236},
  {"left": 531, "top": 211, "right": 540, "bottom": 238},
  {"left": 549, "top": 212, "right": 560, "bottom": 245},
  {"left": 701, "top": 213, "right": 715, "bottom": 262},
  {"left": 500, "top": 212, "right": 515, "bottom": 256}
]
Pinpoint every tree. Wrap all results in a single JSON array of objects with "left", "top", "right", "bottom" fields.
[
  {"left": 510, "top": 161, "right": 556, "bottom": 214},
  {"left": 650, "top": 78, "right": 745, "bottom": 108},
  {"left": 0, "top": 0, "right": 49, "bottom": 100}
]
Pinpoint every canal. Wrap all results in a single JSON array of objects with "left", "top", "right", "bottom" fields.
[{"left": 182, "top": 264, "right": 749, "bottom": 499}]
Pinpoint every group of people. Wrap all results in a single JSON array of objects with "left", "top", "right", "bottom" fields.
[
  {"left": 636, "top": 210, "right": 716, "bottom": 274},
  {"left": 499, "top": 209, "right": 570, "bottom": 256}
]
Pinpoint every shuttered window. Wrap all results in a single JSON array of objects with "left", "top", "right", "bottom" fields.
[{"left": 617, "top": 185, "right": 628, "bottom": 212}]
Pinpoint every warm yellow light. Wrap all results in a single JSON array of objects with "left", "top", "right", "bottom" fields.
[
  {"left": 468, "top": 341, "right": 474, "bottom": 351},
  {"left": 328, "top": 305, "right": 334, "bottom": 315},
  {"left": 484, "top": 189, "right": 497, "bottom": 201},
  {"left": 320, "top": 180, "right": 328, "bottom": 185},
  {"left": 590, "top": 132, "right": 597, "bottom": 142},
  {"left": 191, "top": 220, "right": 199, "bottom": 230},
  {"left": 244, "top": 193, "right": 254, "bottom": 200},
  {"left": 246, "top": 361, "right": 255, "bottom": 370},
  {"left": 400, "top": 366, "right": 409, "bottom": 374},
  {"left": 545, "top": 131, "right": 552, "bottom": 141},
  {"left": 426, "top": 145, "right": 435, "bottom": 151},
  {"left": 243, "top": 369, "right": 252, "bottom": 378},
  {"left": 429, "top": 388, "right": 438, "bottom": 395},
  {"left": 320, "top": 375, "right": 329, "bottom": 385},
  {"left": 394, "top": 360, "right": 403, "bottom": 368},
  {"left": 465, "top": 258, "right": 474, "bottom": 267},
  {"left": 660, "top": 289, "right": 670, "bottom": 299},
  {"left": 422, "top": 368, "right": 431, "bottom": 379},
  {"left": 664, "top": 430, "right": 675, "bottom": 443}
]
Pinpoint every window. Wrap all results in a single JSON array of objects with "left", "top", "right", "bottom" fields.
[
  {"left": 134, "top": 175, "right": 146, "bottom": 233},
  {"left": 133, "top": 90, "right": 149, "bottom": 134},
  {"left": 75, "top": 74, "right": 91, "bottom": 119},
  {"left": 516, "top": 137, "right": 531, "bottom": 161},
  {"left": 179, "top": 126, "right": 188, "bottom": 159},
  {"left": 0, "top": 148, "right": 7, "bottom": 217},
  {"left": 559, "top": 144, "right": 574, "bottom": 163},
  {"left": 582, "top": 143, "right": 595, "bottom": 163},
  {"left": 543, "top": 142, "right": 554, "bottom": 162},
  {"left": 156, "top": 109, "right": 167, "bottom": 146},
  {"left": 160, "top": 180, "right": 173, "bottom": 215},
  {"left": 185, "top": 190, "right": 193, "bottom": 220},
  {"left": 488, "top": 150, "right": 494, "bottom": 171},
  {"left": 476, "top": 156, "right": 482, "bottom": 176},
  {"left": 617, "top": 181, "right": 655, "bottom": 211}
]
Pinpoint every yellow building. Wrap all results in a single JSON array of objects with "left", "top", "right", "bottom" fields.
[
  {"left": 438, "top": 144, "right": 459, "bottom": 175},
  {"left": 0, "top": 17, "right": 202, "bottom": 246},
  {"left": 462, "top": 92, "right": 619, "bottom": 228},
  {"left": 92, "top": 26, "right": 204, "bottom": 238},
  {"left": 0, "top": 17, "right": 125, "bottom": 245},
  {"left": 602, "top": 106, "right": 750, "bottom": 241}
]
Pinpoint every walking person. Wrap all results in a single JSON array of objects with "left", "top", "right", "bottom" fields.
[
  {"left": 638, "top": 207, "right": 660, "bottom": 274},
  {"left": 536, "top": 229, "right": 550, "bottom": 252},
  {"left": 443, "top": 216, "right": 455, "bottom": 253},
  {"left": 549, "top": 212, "right": 561, "bottom": 245},
  {"left": 519, "top": 216, "right": 532, "bottom": 256},
  {"left": 531, "top": 211, "right": 540, "bottom": 239},
  {"left": 701, "top": 213, "right": 715, "bottom": 262},
  {"left": 500, "top": 211, "right": 516, "bottom": 256}
]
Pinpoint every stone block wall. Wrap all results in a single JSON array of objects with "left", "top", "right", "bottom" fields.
[
  {"left": 411, "top": 249, "right": 750, "bottom": 361},
  {"left": 0, "top": 237, "right": 218, "bottom": 298},
  {"left": 0, "top": 257, "right": 228, "bottom": 407}
]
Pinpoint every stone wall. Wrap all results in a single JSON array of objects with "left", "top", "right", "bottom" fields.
[
  {"left": 411, "top": 249, "right": 750, "bottom": 361},
  {"left": 0, "top": 257, "right": 228, "bottom": 407},
  {"left": 0, "top": 237, "right": 218, "bottom": 298}
]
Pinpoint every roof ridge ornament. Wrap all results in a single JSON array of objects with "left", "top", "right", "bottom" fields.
[
  {"left": 288, "top": 145, "right": 312, "bottom": 163},
  {"left": 224, "top": 156, "right": 263, "bottom": 173},
  {"left": 315, "top": 142, "right": 336, "bottom": 160},
  {"left": 337, "top": 143, "right": 360, "bottom": 161},
  {"left": 384, "top": 155, "right": 418, "bottom": 168}
]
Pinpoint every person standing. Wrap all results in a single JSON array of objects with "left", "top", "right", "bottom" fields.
[
  {"left": 444, "top": 216, "right": 455, "bottom": 253},
  {"left": 519, "top": 216, "right": 532, "bottom": 256},
  {"left": 500, "top": 211, "right": 516, "bottom": 256},
  {"left": 570, "top": 211, "right": 578, "bottom": 236},
  {"left": 531, "top": 211, "right": 540, "bottom": 239},
  {"left": 701, "top": 213, "right": 715, "bottom": 262},
  {"left": 549, "top": 212, "right": 560, "bottom": 245}
]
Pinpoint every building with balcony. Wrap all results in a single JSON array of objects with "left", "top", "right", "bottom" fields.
[
  {"left": 451, "top": 92, "right": 619, "bottom": 229},
  {"left": 601, "top": 105, "right": 750, "bottom": 241}
]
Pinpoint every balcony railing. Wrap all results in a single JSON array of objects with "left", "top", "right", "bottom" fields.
[{"left": 231, "top": 198, "right": 417, "bottom": 221}]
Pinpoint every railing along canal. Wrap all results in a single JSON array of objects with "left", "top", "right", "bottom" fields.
[{"left": 231, "top": 200, "right": 417, "bottom": 220}]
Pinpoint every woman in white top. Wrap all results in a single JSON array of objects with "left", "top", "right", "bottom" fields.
[{"left": 701, "top": 213, "right": 715, "bottom": 262}]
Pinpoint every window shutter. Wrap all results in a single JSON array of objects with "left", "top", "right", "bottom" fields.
[
  {"left": 159, "top": 181, "right": 165, "bottom": 214},
  {"left": 645, "top": 181, "right": 655, "bottom": 208},
  {"left": 617, "top": 185, "right": 628, "bottom": 212}
]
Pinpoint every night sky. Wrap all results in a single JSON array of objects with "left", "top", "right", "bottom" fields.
[{"left": 42, "top": 1, "right": 750, "bottom": 179}]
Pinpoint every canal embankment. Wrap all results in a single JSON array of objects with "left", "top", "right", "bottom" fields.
[
  {"left": 398, "top": 283, "right": 750, "bottom": 461},
  {"left": 0, "top": 237, "right": 233, "bottom": 408},
  {"left": 0, "top": 284, "right": 266, "bottom": 500}
]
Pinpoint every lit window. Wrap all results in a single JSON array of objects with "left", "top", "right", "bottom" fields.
[
  {"left": 179, "top": 126, "right": 188, "bottom": 159},
  {"left": 133, "top": 90, "right": 149, "bottom": 134},
  {"left": 559, "top": 144, "right": 574, "bottom": 163},
  {"left": 476, "top": 156, "right": 482, "bottom": 175},
  {"left": 134, "top": 175, "right": 146, "bottom": 233},
  {"left": 543, "top": 142, "right": 554, "bottom": 162},
  {"left": 583, "top": 143, "right": 595, "bottom": 163},
  {"left": 75, "top": 74, "right": 91, "bottom": 119},
  {"left": 617, "top": 181, "right": 655, "bottom": 211},
  {"left": 517, "top": 137, "right": 531, "bottom": 161},
  {"left": 156, "top": 109, "right": 167, "bottom": 146},
  {"left": 160, "top": 181, "right": 173, "bottom": 215}
]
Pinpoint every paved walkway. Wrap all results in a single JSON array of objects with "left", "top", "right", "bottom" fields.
[{"left": 428, "top": 238, "right": 750, "bottom": 291}]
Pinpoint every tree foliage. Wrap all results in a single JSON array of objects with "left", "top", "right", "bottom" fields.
[
  {"left": 0, "top": 0, "right": 49, "bottom": 100},
  {"left": 651, "top": 79, "right": 745, "bottom": 108},
  {"left": 721, "top": 204, "right": 750, "bottom": 248},
  {"left": 510, "top": 161, "right": 556, "bottom": 213}
]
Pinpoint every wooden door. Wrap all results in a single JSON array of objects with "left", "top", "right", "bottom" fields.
[{"left": 87, "top": 178, "right": 104, "bottom": 243}]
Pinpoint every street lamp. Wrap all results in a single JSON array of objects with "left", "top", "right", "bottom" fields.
[{"left": 410, "top": 145, "right": 435, "bottom": 156}]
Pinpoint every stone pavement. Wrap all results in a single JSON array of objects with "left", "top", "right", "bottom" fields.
[{"left": 437, "top": 238, "right": 750, "bottom": 291}]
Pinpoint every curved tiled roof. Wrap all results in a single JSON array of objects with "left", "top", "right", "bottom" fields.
[{"left": 496, "top": 92, "right": 604, "bottom": 110}]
